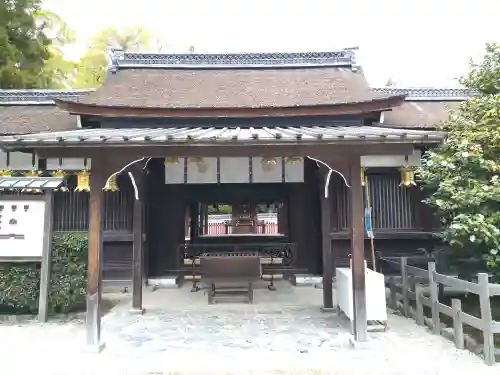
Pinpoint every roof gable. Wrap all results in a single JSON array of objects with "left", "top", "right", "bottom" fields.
[
  {"left": 67, "top": 66, "right": 394, "bottom": 110},
  {"left": 56, "top": 49, "right": 402, "bottom": 115},
  {"left": 0, "top": 90, "right": 92, "bottom": 135},
  {"left": 373, "top": 87, "right": 472, "bottom": 129}
]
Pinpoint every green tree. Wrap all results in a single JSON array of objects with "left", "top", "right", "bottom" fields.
[
  {"left": 35, "top": 9, "right": 76, "bottom": 88},
  {"left": 0, "top": 0, "right": 52, "bottom": 88},
  {"left": 71, "top": 26, "right": 195, "bottom": 89},
  {"left": 71, "top": 25, "right": 153, "bottom": 88},
  {"left": 419, "top": 44, "right": 500, "bottom": 281}
]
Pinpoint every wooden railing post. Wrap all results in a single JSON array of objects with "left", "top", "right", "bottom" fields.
[
  {"left": 415, "top": 283, "right": 425, "bottom": 326},
  {"left": 388, "top": 277, "right": 397, "bottom": 310},
  {"left": 428, "top": 262, "right": 440, "bottom": 334},
  {"left": 401, "top": 257, "right": 409, "bottom": 317},
  {"left": 451, "top": 298, "right": 464, "bottom": 350},
  {"left": 478, "top": 273, "right": 495, "bottom": 365},
  {"left": 376, "top": 252, "right": 383, "bottom": 273}
]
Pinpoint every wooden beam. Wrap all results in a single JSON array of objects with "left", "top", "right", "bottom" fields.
[
  {"left": 86, "top": 161, "right": 107, "bottom": 352},
  {"left": 131, "top": 170, "right": 144, "bottom": 313},
  {"left": 34, "top": 143, "right": 417, "bottom": 160},
  {"left": 320, "top": 173, "right": 334, "bottom": 309},
  {"left": 349, "top": 155, "right": 368, "bottom": 341}
]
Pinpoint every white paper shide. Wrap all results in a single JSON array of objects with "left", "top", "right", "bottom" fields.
[{"left": 0, "top": 200, "right": 46, "bottom": 258}]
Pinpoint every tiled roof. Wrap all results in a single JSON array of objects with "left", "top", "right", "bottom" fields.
[
  {"left": 108, "top": 50, "right": 357, "bottom": 70},
  {"left": 372, "top": 88, "right": 473, "bottom": 101},
  {"left": 62, "top": 67, "right": 395, "bottom": 109},
  {"left": 372, "top": 87, "right": 472, "bottom": 129},
  {"left": 0, "top": 176, "right": 64, "bottom": 190},
  {"left": 0, "top": 89, "right": 92, "bottom": 105},
  {"left": 0, "top": 126, "right": 444, "bottom": 149},
  {"left": 0, "top": 85, "right": 471, "bottom": 133},
  {"left": 0, "top": 90, "right": 92, "bottom": 135},
  {"left": 57, "top": 49, "right": 396, "bottom": 110},
  {"left": 381, "top": 101, "right": 461, "bottom": 129}
]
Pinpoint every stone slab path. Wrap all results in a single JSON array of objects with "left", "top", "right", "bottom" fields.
[{"left": 0, "top": 283, "right": 497, "bottom": 375}]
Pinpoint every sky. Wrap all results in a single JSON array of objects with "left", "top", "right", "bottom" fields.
[{"left": 43, "top": 0, "right": 500, "bottom": 88}]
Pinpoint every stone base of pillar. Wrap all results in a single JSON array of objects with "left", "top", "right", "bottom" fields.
[
  {"left": 82, "top": 342, "right": 106, "bottom": 353},
  {"left": 348, "top": 336, "right": 371, "bottom": 348},
  {"left": 320, "top": 307, "right": 337, "bottom": 313},
  {"left": 129, "top": 307, "right": 146, "bottom": 315}
]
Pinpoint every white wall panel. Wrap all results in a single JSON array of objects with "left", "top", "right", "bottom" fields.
[
  {"left": 186, "top": 157, "right": 217, "bottom": 184},
  {"left": 0, "top": 151, "right": 37, "bottom": 171},
  {"left": 220, "top": 157, "right": 249, "bottom": 183},
  {"left": 0, "top": 150, "right": 7, "bottom": 170},
  {"left": 163, "top": 156, "right": 306, "bottom": 184},
  {"left": 361, "top": 150, "right": 422, "bottom": 167},
  {"left": 284, "top": 157, "right": 304, "bottom": 183},
  {"left": 252, "top": 157, "right": 282, "bottom": 183},
  {"left": 165, "top": 157, "right": 185, "bottom": 184}
]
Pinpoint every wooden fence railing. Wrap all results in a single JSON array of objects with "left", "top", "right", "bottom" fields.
[
  {"left": 379, "top": 256, "right": 500, "bottom": 365},
  {"left": 206, "top": 222, "right": 278, "bottom": 235}
]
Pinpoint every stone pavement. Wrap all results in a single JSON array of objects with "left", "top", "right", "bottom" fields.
[
  {"left": 0, "top": 282, "right": 498, "bottom": 375},
  {"left": 103, "top": 305, "right": 351, "bottom": 356}
]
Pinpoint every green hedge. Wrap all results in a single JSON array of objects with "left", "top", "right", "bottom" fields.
[{"left": 0, "top": 233, "right": 88, "bottom": 314}]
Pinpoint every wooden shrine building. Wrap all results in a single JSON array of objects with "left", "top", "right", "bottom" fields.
[{"left": 0, "top": 50, "right": 471, "bottom": 349}]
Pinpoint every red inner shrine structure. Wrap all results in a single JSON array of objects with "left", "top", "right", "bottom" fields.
[{"left": 0, "top": 49, "right": 471, "bottom": 349}]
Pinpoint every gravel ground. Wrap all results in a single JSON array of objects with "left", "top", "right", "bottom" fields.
[{"left": 0, "top": 283, "right": 497, "bottom": 375}]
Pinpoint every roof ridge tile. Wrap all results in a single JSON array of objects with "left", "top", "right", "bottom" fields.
[
  {"left": 372, "top": 87, "right": 474, "bottom": 101},
  {"left": 0, "top": 89, "right": 93, "bottom": 105},
  {"left": 107, "top": 48, "right": 357, "bottom": 70}
]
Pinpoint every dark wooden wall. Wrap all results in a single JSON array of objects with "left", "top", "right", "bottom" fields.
[
  {"left": 289, "top": 159, "right": 322, "bottom": 273},
  {"left": 145, "top": 158, "right": 318, "bottom": 276},
  {"left": 328, "top": 238, "right": 437, "bottom": 271},
  {"left": 327, "top": 169, "right": 439, "bottom": 271},
  {"left": 146, "top": 158, "right": 186, "bottom": 276},
  {"left": 0, "top": 158, "right": 439, "bottom": 280},
  {"left": 53, "top": 175, "right": 134, "bottom": 281}
]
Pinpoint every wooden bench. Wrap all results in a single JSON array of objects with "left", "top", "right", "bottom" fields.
[{"left": 200, "top": 253, "right": 262, "bottom": 304}]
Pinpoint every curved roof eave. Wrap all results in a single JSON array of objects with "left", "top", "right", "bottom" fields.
[{"left": 54, "top": 95, "right": 406, "bottom": 118}]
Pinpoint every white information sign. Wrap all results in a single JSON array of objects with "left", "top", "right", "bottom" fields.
[{"left": 0, "top": 200, "right": 46, "bottom": 258}]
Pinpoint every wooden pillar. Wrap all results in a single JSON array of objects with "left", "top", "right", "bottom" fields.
[
  {"left": 349, "top": 155, "right": 368, "bottom": 341},
  {"left": 277, "top": 201, "right": 289, "bottom": 235},
  {"left": 203, "top": 204, "right": 209, "bottom": 235},
  {"left": 38, "top": 192, "right": 54, "bottom": 322},
  {"left": 143, "top": 172, "right": 150, "bottom": 281},
  {"left": 189, "top": 202, "right": 198, "bottom": 243},
  {"left": 320, "top": 173, "right": 334, "bottom": 309},
  {"left": 131, "top": 171, "right": 144, "bottom": 313},
  {"left": 86, "top": 161, "right": 107, "bottom": 352}
]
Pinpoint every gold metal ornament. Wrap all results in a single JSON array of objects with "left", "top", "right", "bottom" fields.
[
  {"left": 399, "top": 167, "right": 416, "bottom": 187},
  {"left": 103, "top": 174, "right": 120, "bottom": 192},
  {"left": 361, "top": 167, "right": 367, "bottom": 186},
  {"left": 188, "top": 157, "right": 208, "bottom": 173},
  {"left": 51, "top": 170, "right": 69, "bottom": 192},
  {"left": 165, "top": 157, "right": 181, "bottom": 165},
  {"left": 285, "top": 157, "right": 301, "bottom": 164},
  {"left": 261, "top": 157, "right": 277, "bottom": 172},
  {"left": 74, "top": 170, "right": 91, "bottom": 192},
  {"left": 24, "top": 169, "right": 41, "bottom": 177}
]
